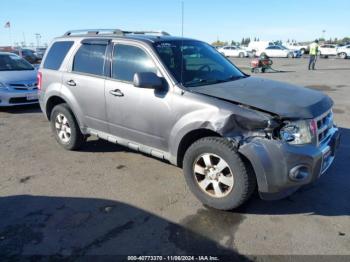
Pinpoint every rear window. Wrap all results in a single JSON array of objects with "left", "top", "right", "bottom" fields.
[
  {"left": 43, "top": 41, "right": 74, "bottom": 70},
  {"left": 72, "top": 44, "right": 107, "bottom": 76}
]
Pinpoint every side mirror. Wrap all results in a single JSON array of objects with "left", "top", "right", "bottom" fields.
[{"left": 133, "top": 72, "right": 163, "bottom": 90}]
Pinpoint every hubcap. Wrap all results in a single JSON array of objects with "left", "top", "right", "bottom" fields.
[
  {"left": 55, "top": 113, "right": 71, "bottom": 143},
  {"left": 193, "top": 153, "right": 234, "bottom": 198}
]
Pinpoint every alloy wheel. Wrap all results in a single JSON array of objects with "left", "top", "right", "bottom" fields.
[
  {"left": 193, "top": 153, "right": 234, "bottom": 198},
  {"left": 55, "top": 113, "right": 71, "bottom": 143}
]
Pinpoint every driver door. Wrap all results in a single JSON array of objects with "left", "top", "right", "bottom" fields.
[{"left": 105, "top": 42, "right": 174, "bottom": 152}]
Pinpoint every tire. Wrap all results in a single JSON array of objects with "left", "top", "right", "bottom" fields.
[
  {"left": 339, "top": 52, "right": 347, "bottom": 59},
  {"left": 261, "top": 68, "right": 266, "bottom": 73},
  {"left": 287, "top": 53, "right": 293, "bottom": 58},
  {"left": 239, "top": 52, "right": 245, "bottom": 58},
  {"left": 183, "top": 137, "right": 256, "bottom": 210},
  {"left": 50, "top": 103, "right": 85, "bottom": 150}
]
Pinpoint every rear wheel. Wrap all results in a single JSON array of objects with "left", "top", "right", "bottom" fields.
[
  {"left": 50, "top": 103, "right": 85, "bottom": 150},
  {"left": 183, "top": 137, "right": 256, "bottom": 210}
]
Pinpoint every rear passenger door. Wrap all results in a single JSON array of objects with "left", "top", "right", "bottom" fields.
[
  {"left": 62, "top": 39, "right": 109, "bottom": 132},
  {"left": 105, "top": 42, "right": 173, "bottom": 152}
]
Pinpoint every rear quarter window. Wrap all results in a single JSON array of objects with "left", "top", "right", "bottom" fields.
[{"left": 43, "top": 41, "right": 74, "bottom": 70}]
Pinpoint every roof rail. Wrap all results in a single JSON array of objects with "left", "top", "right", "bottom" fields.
[
  {"left": 123, "top": 31, "right": 171, "bottom": 36},
  {"left": 63, "top": 29, "right": 170, "bottom": 37}
]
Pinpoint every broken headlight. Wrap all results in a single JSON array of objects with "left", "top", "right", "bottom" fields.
[{"left": 280, "top": 120, "right": 317, "bottom": 145}]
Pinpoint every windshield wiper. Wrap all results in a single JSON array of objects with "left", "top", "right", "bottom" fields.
[
  {"left": 222, "top": 75, "right": 247, "bottom": 82},
  {"left": 185, "top": 78, "right": 225, "bottom": 87},
  {"left": 185, "top": 75, "right": 247, "bottom": 87}
]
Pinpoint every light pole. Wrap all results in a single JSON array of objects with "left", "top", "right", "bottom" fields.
[{"left": 35, "top": 33, "right": 41, "bottom": 48}]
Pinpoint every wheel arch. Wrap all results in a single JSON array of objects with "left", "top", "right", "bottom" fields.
[
  {"left": 176, "top": 128, "right": 221, "bottom": 167},
  {"left": 46, "top": 95, "right": 67, "bottom": 120},
  {"left": 45, "top": 95, "right": 84, "bottom": 130}
]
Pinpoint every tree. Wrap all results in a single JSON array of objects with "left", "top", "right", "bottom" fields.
[{"left": 211, "top": 40, "right": 227, "bottom": 47}]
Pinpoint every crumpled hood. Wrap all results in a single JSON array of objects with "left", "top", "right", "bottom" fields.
[
  {"left": 190, "top": 77, "right": 333, "bottom": 119},
  {"left": 0, "top": 70, "right": 37, "bottom": 85}
]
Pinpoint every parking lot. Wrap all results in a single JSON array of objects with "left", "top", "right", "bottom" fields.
[{"left": 0, "top": 57, "right": 349, "bottom": 259}]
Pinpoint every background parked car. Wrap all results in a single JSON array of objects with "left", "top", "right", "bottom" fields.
[
  {"left": 217, "top": 45, "right": 248, "bottom": 57},
  {"left": 247, "top": 41, "right": 273, "bottom": 56},
  {"left": 10, "top": 48, "right": 39, "bottom": 64},
  {"left": 283, "top": 42, "right": 309, "bottom": 54},
  {"left": 336, "top": 45, "right": 350, "bottom": 59},
  {"left": 0, "top": 52, "right": 38, "bottom": 106},
  {"left": 256, "top": 45, "right": 295, "bottom": 58},
  {"left": 318, "top": 44, "right": 338, "bottom": 58},
  {"left": 34, "top": 47, "right": 47, "bottom": 60}
]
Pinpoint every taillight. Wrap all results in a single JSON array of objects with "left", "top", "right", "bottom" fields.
[{"left": 37, "top": 71, "right": 42, "bottom": 90}]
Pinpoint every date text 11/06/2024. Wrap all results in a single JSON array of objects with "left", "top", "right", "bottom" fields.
[{"left": 127, "top": 256, "right": 220, "bottom": 261}]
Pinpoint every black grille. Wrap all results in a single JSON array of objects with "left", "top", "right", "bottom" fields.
[
  {"left": 317, "top": 110, "right": 333, "bottom": 144},
  {"left": 9, "top": 83, "right": 38, "bottom": 90},
  {"left": 9, "top": 97, "right": 38, "bottom": 104}
]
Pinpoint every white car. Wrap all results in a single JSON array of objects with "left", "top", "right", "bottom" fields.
[
  {"left": 247, "top": 41, "right": 273, "bottom": 56},
  {"left": 218, "top": 46, "right": 248, "bottom": 58},
  {"left": 336, "top": 45, "right": 350, "bottom": 59},
  {"left": 283, "top": 42, "right": 308, "bottom": 54},
  {"left": 318, "top": 44, "right": 338, "bottom": 58},
  {"left": 256, "top": 45, "right": 294, "bottom": 58}
]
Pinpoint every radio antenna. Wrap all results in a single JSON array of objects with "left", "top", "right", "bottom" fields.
[
  {"left": 181, "top": 1, "right": 184, "bottom": 37},
  {"left": 180, "top": 0, "right": 185, "bottom": 86}
]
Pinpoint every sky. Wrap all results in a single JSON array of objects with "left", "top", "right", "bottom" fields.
[{"left": 0, "top": 0, "right": 349, "bottom": 47}]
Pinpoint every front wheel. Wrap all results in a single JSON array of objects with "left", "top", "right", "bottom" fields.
[
  {"left": 50, "top": 103, "right": 85, "bottom": 150},
  {"left": 183, "top": 137, "right": 256, "bottom": 210},
  {"left": 339, "top": 52, "right": 347, "bottom": 59}
]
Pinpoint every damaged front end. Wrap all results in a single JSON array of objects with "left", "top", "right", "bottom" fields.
[{"left": 204, "top": 104, "right": 340, "bottom": 200}]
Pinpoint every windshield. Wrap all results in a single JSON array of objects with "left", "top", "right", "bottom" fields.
[
  {"left": 153, "top": 40, "right": 246, "bottom": 87},
  {"left": 0, "top": 54, "right": 34, "bottom": 71}
]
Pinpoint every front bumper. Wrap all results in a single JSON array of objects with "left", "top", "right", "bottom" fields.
[
  {"left": 0, "top": 89, "right": 39, "bottom": 107},
  {"left": 239, "top": 126, "right": 340, "bottom": 200}
]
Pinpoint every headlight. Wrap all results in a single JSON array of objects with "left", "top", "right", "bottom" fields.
[{"left": 280, "top": 120, "right": 316, "bottom": 145}]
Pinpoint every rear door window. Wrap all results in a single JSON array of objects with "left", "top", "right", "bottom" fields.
[
  {"left": 43, "top": 41, "right": 74, "bottom": 70},
  {"left": 72, "top": 44, "right": 107, "bottom": 76}
]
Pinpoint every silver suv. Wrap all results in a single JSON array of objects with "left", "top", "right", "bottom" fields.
[{"left": 39, "top": 29, "right": 340, "bottom": 210}]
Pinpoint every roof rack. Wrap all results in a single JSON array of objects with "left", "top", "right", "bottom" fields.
[{"left": 63, "top": 29, "right": 170, "bottom": 37}]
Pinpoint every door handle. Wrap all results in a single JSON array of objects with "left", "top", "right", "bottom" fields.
[
  {"left": 109, "top": 89, "right": 124, "bottom": 97},
  {"left": 66, "top": 80, "right": 76, "bottom": 86}
]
